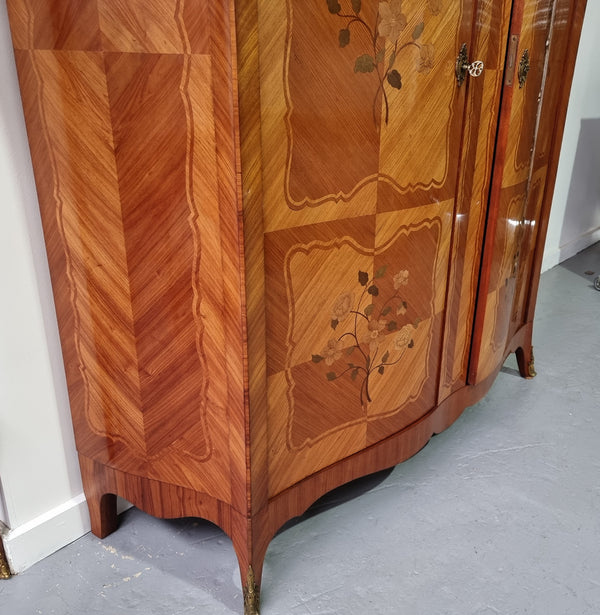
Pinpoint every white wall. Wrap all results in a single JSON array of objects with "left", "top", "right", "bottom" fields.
[
  {"left": 0, "top": 0, "right": 90, "bottom": 573},
  {"left": 543, "top": 2, "right": 600, "bottom": 271},
  {"left": 0, "top": 0, "right": 597, "bottom": 574},
  {"left": 0, "top": 492, "right": 7, "bottom": 527}
]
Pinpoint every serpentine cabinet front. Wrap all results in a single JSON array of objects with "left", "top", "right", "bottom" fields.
[{"left": 6, "top": 0, "right": 585, "bottom": 613}]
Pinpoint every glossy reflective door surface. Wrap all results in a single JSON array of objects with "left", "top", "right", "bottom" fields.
[
  {"left": 470, "top": 0, "right": 585, "bottom": 383},
  {"left": 437, "top": 0, "right": 514, "bottom": 401},
  {"left": 247, "top": 0, "right": 512, "bottom": 497}
]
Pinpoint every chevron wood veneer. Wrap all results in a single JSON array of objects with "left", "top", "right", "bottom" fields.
[{"left": 6, "top": 0, "right": 586, "bottom": 613}]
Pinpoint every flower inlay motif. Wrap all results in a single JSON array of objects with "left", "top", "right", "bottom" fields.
[
  {"left": 327, "top": 0, "right": 438, "bottom": 124},
  {"left": 312, "top": 265, "right": 420, "bottom": 408}
]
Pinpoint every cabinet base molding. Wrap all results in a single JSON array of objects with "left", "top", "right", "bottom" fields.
[{"left": 81, "top": 322, "right": 535, "bottom": 599}]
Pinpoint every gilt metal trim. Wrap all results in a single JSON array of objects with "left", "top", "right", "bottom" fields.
[
  {"left": 0, "top": 538, "right": 11, "bottom": 579},
  {"left": 518, "top": 49, "right": 530, "bottom": 88},
  {"left": 528, "top": 347, "right": 537, "bottom": 378},
  {"left": 455, "top": 43, "right": 469, "bottom": 87},
  {"left": 243, "top": 566, "right": 260, "bottom": 615}
]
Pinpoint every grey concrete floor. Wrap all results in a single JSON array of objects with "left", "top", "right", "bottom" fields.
[{"left": 1, "top": 242, "right": 599, "bottom": 615}]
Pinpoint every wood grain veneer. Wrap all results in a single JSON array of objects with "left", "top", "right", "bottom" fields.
[{"left": 6, "top": 1, "right": 586, "bottom": 612}]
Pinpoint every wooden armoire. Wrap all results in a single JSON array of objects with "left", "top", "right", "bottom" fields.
[{"left": 6, "top": 0, "right": 586, "bottom": 612}]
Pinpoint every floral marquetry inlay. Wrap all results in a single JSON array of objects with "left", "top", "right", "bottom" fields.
[
  {"left": 266, "top": 0, "right": 460, "bottom": 216},
  {"left": 312, "top": 265, "right": 420, "bottom": 408},
  {"left": 267, "top": 215, "right": 445, "bottom": 462},
  {"left": 327, "top": 0, "right": 439, "bottom": 124}
]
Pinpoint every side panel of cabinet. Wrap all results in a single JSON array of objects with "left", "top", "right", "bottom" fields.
[
  {"left": 6, "top": 0, "right": 247, "bottom": 510},
  {"left": 246, "top": 0, "right": 509, "bottom": 498}
]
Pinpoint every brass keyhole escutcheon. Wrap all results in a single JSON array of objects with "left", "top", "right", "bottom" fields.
[
  {"left": 518, "top": 49, "right": 531, "bottom": 88},
  {"left": 456, "top": 43, "right": 485, "bottom": 86}
]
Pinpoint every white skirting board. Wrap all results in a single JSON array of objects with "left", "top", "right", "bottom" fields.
[
  {"left": 1, "top": 495, "right": 133, "bottom": 574},
  {"left": 541, "top": 226, "right": 600, "bottom": 273},
  {"left": 2, "top": 494, "right": 90, "bottom": 574}
]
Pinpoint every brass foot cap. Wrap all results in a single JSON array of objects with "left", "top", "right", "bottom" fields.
[{"left": 243, "top": 566, "right": 260, "bottom": 615}]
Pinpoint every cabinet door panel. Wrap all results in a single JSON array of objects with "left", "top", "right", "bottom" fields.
[
  {"left": 509, "top": 0, "right": 583, "bottom": 337},
  {"left": 437, "top": 0, "right": 514, "bottom": 400},
  {"left": 258, "top": 0, "right": 469, "bottom": 232},
  {"left": 470, "top": 0, "right": 564, "bottom": 382},
  {"left": 256, "top": 0, "right": 504, "bottom": 496}
]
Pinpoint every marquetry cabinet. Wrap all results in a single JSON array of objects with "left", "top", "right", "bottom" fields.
[{"left": 7, "top": 0, "right": 586, "bottom": 612}]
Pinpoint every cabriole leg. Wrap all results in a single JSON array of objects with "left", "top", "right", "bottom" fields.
[{"left": 516, "top": 344, "right": 536, "bottom": 379}]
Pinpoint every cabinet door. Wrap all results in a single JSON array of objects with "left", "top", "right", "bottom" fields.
[
  {"left": 246, "top": 0, "right": 511, "bottom": 497},
  {"left": 469, "top": 0, "right": 583, "bottom": 383}
]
